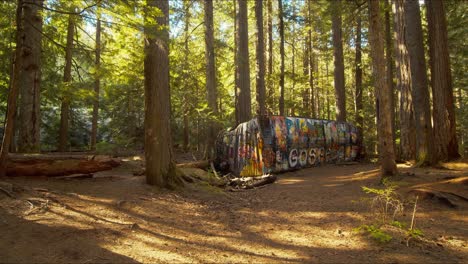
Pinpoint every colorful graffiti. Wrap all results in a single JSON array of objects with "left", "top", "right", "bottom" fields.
[{"left": 216, "top": 116, "right": 361, "bottom": 177}]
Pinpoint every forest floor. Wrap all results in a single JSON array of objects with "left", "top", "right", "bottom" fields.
[{"left": 0, "top": 155, "right": 467, "bottom": 263}]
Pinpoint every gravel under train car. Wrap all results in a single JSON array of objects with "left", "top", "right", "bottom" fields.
[{"left": 216, "top": 115, "right": 362, "bottom": 177}]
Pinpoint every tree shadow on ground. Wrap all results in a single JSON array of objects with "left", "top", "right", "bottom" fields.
[
  {"left": 1, "top": 163, "right": 466, "bottom": 263},
  {"left": 0, "top": 207, "right": 138, "bottom": 263}
]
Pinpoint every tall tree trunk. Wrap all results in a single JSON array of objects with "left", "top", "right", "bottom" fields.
[
  {"left": 302, "top": 42, "right": 310, "bottom": 114},
  {"left": 255, "top": 0, "right": 266, "bottom": 116},
  {"left": 404, "top": 0, "right": 434, "bottom": 165},
  {"left": 385, "top": 0, "right": 396, "bottom": 154},
  {"left": 393, "top": 0, "right": 415, "bottom": 161},
  {"left": 0, "top": 0, "right": 24, "bottom": 177},
  {"left": 204, "top": 0, "right": 217, "bottom": 157},
  {"left": 307, "top": 0, "right": 316, "bottom": 118},
  {"left": 368, "top": 0, "right": 398, "bottom": 177},
  {"left": 291, "top": 0, "right": 296, "bottom": 114},
  {"left": 278, "top": 0, "right": 285, "bottom": 116},
  {"left": 355, "top": 13, "right": 364, "bottom": 147},
  {"left": 90, "top": 12, "right": 101, "bottom": 151},
  {"left": 326, "top": 60, "right": 330, "bottom": 120},
  {"left": 267, "top": 0, "right": 273, "bottom": 112},
  {"left": 144, "top": 0, "right": 178, "bottom": 187},
  {"left": 17, "top": 0, "right": 43, "bottom": 153},
  {"left": 233, "top": 0, "right": 239, "bottom": 124},
  {"left": 58, "top": 14, "right": 75, "bottom": 152},
  {"left": 331, "top": 0, "right": 346, "bottom": 122},
  {"left": 425, "top": 0, "right": 459, "bottom": 161},
  {"left": 314, "top": 51, "right": 319, "bottom": 117},
  {"left": 183, "top": 0, "right": 191, "bottom": 151},
  {"left": 236, "top": 0, "right": 251, "bottom": 123}
]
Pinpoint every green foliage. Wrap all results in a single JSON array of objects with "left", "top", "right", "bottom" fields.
[
  {"left": 406, "top": 228, "right": 424, "bottom": 239},
  {"left": 390, "top": 220, "right": 406, "bottom": 229},
  {"left": 0, "top": 0, "right": 466, "bottom": 156},
  {"left": 354, "top": 224, "right": 392, "bottom": 243},
  {"left": 362, "top": 179, "right": 404, "bottom": 224},
  {"left": 358, "top": 181, "right": 426, "bottom": 245}
]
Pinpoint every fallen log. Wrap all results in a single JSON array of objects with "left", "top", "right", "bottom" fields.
[
  {"left": 133, "top": 160, "right": 211, "bottom": 176},
  {"left": 5, "top": 154, "right": 121, "bottom": 177},
  {"left": 229, "top": 174, "right": 277, "bottom": 189}
]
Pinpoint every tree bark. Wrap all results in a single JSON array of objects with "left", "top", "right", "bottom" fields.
[
  {"left": 267, "top": 0, "right": 273, "bottom": 111},
  {"left": 393, "top": 0, "right": 415, "bottom": 161},
  {"left": 183, "top": 0, "right": 190, "bottom": 151},
  {"left": 326, "top": 61, "right": 330, "bottom": 120},
  {"left": 6, "top": 155, "right": 121, "bottom": 177},
  {"left": 90, "top": 12, "right": 101, "bottom": 151},
  {"left": 302, "top": 41, "right": 310, "bottom": 114},
  {"left": 144, "top": 0, "right": 178, "bottom": 187},
  {"left": 331, "top": 0, "right": 346, "bottom": 122},
  {"left": 255, "top": 0, "right": 266, "bottom": 116},
  {"left": 236, "top": 0, "right": 251, "bottom": 123},
  {"left": 233, "top": 0, "right": 239, "bottom": 125},
  {"left": 17, "top": 0, "right": 43, "bottom": 153},
  {"left": 58, "top": 14, "right": 75, "bottom": 152},
  {"left": 278, "top": 0, "right": 285, "bottom": 116},
  {"left": 355, "top": 12, "right": 364, "bottom": 147},
  {"left": 385, "top": 0, "right": 396, "bottom": 154},
  {"left": 307, "top": 0, "right": 316, "bottom": 118},
  {"left": 0, "top": 0, "right": 24, "bottom": 177},
  {"left": 425, "top": 0, "right": 460, "bottom": 161},
  {"left": 204, "top": 0, "right": 217, "bottom": 158},
  {"left": 368, "top": 0, "right": 397, "bottom": 177},
  {"left": 404, "top": 0, "right": 434, "bottom": 165}
]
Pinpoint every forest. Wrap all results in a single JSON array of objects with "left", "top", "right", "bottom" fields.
[{"left": 0, "top": 0, "right": 467, "bottom": 263}]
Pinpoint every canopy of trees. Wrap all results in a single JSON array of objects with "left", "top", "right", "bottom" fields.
[{"left": 0, "top": 0, "right": 466, "bottom": 182}]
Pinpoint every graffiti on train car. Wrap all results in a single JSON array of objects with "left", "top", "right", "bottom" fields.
[{"left": 216, "top": 116, "right": 361, "bottom": 177}]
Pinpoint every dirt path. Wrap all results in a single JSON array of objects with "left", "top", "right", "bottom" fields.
[{"left": 1, "top": 162, "right": 467, "bottom": 263}]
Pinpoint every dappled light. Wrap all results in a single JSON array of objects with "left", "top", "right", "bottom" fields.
[
  {"left": 2, "top": 162, "right": 467, "bottom": 262},
  {"left": 0, "top": 0, "right": 466, "bottom": 262}
]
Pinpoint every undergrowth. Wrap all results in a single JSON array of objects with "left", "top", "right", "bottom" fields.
[{"left": 355, "top": 179, "right": 423, "bottom": 245}]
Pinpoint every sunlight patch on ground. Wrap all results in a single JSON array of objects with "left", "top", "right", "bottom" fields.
[
  {"left": 278, "top": 178, "right": 305, "bottom": 185},
  {"left": 440, "top": 161, "right": 468, "bottom": 170},
  {"left": 331, "top": 170, "right": 379, "bottom": 183},
  {"left": 397, "top": 163, "right": 414, "bottom": 169},
  {"left": 102, "top": 235, "right": 194, "bottom": 263},
  {"left": 323, "top": 183, "right": 345, "bottom": 187},
  {"left": 68, "top": 193, "right": 116, "bottom": 204},
  {"left": 250, "top": 224, "right": 369, "bottom": 251}
]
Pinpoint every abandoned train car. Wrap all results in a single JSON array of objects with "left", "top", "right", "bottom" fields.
[{"left": 216, "top": 115, "right": 362, "bottom": 177}]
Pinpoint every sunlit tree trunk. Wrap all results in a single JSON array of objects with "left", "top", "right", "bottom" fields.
[
  {"left": 255, "top": 0, "right": 266, "bottom": 116},
  {"left": 331, "top": 0, "right": 346, "bottom": 122},
  {"left": 183, "top": 0, "right": 190, "bottom": 151},
  {"left": 235, "top": 0, "right": 251, "bottom": 123},
  {"left": 204, "top": 0, "right": 217, "bottom": 157},
  {"left": 368, "top": 0, "right": 398, "bottom": 177},
  {"left": 355, "top": 13, "right": 364, "bottom": 147},
  {"left": 404, "top": 0, "right": 434, "bottom": 165},
  {"left": 278, "top": 0, "right": 285, "bottom": 116},
  {"left": 90, "top": 11, "right": 101, "bottom": 151},
  {"left": 307, "top": 0, "right": 316, "bottom": 118},
  {"left": 17, "top": 0, "right": 43, "bottom": 153},
  {"left": 302, "top": 42, "right": 310, "bottom": 114},
  {"left": 393, "top": 0, "right": 415, "bottom": 161},
  {"left": 267, "top": 0, "right": 273, "bottom": 112},
  {"left": 425, "top": 0, "right": 460, "bottom": 161},
  {"left": 233, "top": 0, "right": 238, "bottom": 124},
  {"left": 144, "top": 0, "right": 178, "bottom": 187},
  {"left": 326, "top": 60, "right": 330, "bottom": 120},
  {"left": 58, "top": 14, "right": 75, "bottom": 152},
  {"left": 0, "top": 0, "right": 24, "bottom": 177}
]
